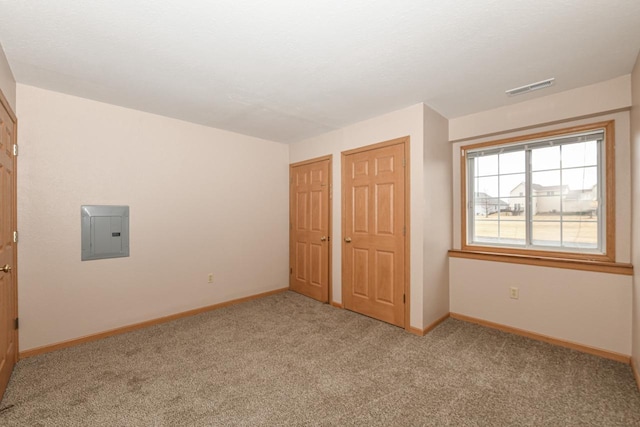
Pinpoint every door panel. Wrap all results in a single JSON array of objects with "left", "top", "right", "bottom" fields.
[
  {"left": 343, "top": 141, "right": 406, "bottom": 327},
  {"left": 353, "top": 248, "right": 369, "bottom": 296},
  {"left": 290, "top": 158, "right": 331, "bottom": 302},
  {"left": 0, "top": 94, "right": 17, "bottom": 401},
  {"left": 375, "top": 250, "right": 395, "bottom": 303},
  {"left": 376, "top": 183, "right": 394, "bottom": 234}
]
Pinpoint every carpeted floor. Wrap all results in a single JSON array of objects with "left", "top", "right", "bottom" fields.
[{"left": 1, "top": 291, "right": 640, "bottom": 426}]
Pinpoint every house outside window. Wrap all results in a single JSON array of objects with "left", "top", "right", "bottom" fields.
[{"left": 460, "top": 121, "right": 614, "bottom": 261}]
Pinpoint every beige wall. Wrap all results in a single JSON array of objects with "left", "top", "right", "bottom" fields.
[
  {"left": 0, "top": 42, "right": 16, "bottom": 112},
  {"left": 289, "top": 103, "right": 429, "bottom": 329},
  {"left": 449, "top": 86, "right": 634, "bottom": 355},
  {"left": 17, "top": 84, "right": 290, "bottom": 351},
  {"left": 450, "top": 75, "right": 632, "bottom": 142},
  {"left": 422, "top": 107, "right": 451, "bottom": 326},
  {"left": 450, "top": 258, "right": 631, "bottom": 354},
  {"left": 631, "top": 53, "right": 640, "bottom": 370}
]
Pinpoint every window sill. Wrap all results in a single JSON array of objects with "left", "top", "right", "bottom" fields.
[{"left": 448, "top": 249, "right": 633, "bottom": 275}]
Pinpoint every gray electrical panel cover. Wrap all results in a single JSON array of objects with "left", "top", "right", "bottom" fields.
[{"left": 81, "top": 205, "right": 130, "bottom": 261}]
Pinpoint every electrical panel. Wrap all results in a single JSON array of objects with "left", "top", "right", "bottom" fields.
[{"left": 81, "top": 205, "right": 130, "bottom": 261}]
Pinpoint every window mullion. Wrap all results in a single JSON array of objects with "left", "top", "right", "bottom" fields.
[
  {"left": 559, "top": 145, "right": 564, "bottom": 248},
  {"left": 497, "top": 155, "right": 501, "bottom": 243},
  {"left": 525, "top": 149, "right": 532, "bottom": 247},
  {"left": 597, "top": 139, "right": 604, "bottom": 252},
  {"left": 467, "top": 157, "right": 475, "bottom": 245}
]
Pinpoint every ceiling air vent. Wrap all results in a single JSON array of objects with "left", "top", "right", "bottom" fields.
[{"left": 505, "top": 78, "right": 555, "bottom": 96}]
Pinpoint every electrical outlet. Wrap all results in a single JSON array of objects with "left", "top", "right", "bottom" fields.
[
  {"left": 208, "top": 273, "right": 214, "bottom": 283},
  {"left": 510, "top": 287, "right": 519, "bottom": 299}
]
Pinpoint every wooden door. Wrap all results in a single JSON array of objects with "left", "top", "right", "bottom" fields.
[
  {"left": 342, "top": 139, "right": 407, "bottom": 327},
  {"left": 0, "top": 91, "right": 17, "bottom": 401},
  {"left": 290, "top": 157, "right": 331, "bottom": 302}
]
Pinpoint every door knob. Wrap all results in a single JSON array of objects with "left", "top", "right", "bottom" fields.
[
  {"left": 344, "top": 237, "right": 352, "bottom": 243},
  {"left": 320, "top": 236, "right": 327, "bottom": 242},
  {"left": 0, "top": 264, "right": 11, "bottom": 273}
]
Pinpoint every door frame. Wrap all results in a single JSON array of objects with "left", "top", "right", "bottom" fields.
[
  {"left": 341, "top": 136, "right": 410, "bottom": 331},
  {"left": 0, "top": 89, "right": 18, "bottom": 364},
  {"left": 289, "top": 155, "right": 333, "bottom": 304}
]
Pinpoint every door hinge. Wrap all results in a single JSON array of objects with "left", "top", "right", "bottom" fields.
[
  {"left": 403, "top": 294, "right": 406, "bottom": 304},
  {"left": 13, "top": 144, "right": 18, "bottom": 156},
  {"left": 290, "top": 267, "right": 293, "bottom": 274},
  {"left": 13, "top": 231, "right": 18, "bottom": 243},
  {"left": 14, "top": 318, "right": 18, "bottom": 330},
  {"left": 402, "top": 226, "right": 406, "bottom": 236},
  {"left": 402, "top": 158, "right": 406, "bottom": 168}
]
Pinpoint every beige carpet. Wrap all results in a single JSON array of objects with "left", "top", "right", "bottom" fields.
[{"left": 1, "top": 291, "right": 639, "bottom": 426}]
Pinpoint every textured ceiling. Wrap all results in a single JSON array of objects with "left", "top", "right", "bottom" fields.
[{"left": 0, "top": 0, "right": 639, "bottom": 143}]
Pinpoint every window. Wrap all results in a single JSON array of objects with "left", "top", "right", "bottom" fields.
[{"left": 461, "top": 121, "right": 614, "bottom": 261}]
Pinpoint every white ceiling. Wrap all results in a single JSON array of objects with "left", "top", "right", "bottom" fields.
[{"left": 0, "top": 0, "right": 639, "bottom": 143}]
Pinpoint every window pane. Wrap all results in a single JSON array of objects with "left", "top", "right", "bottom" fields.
[
  {"left": 497, "top": 220, "right": 526, "bottom": 244},
  {"left": 532, "top": 170, "right": 563, "bottom": 216},
  {"left": 504, "top": 197, "right": 525, "bottom": 216},
  {"left": 473, "top": 218, "right": 499, "bottom": 241},
  {"left": 563, "top": 166, "right": 597, "bottom": 192},
  {"left": 499, "top": 151, "right": 525, "bottom": 174},
  {"left": 532, "top": 170, "right": 561, "bottom": 189},
  {"left": 532, "top": 220, "right": 561, "bottom": 247},
  {"left": 562, "top": 220, "right": 598, "bottom": 249},
  {"left": 499, "top": 173, "right": 524, "bottom": 199},
  {"left": 562, "top": 169, "right": 598, "bottom": 214},
  {"left": 475, "top": 176, "right": 498, "bottom": 197},
  {"left": 507, "top": 181, "right": 526, "bottom": 216},
  {"left": 533, "top": 196, "right": 562, "bottom": 215},
  {"left": 532, "top": 146, "right": 560, "bottom": 171},
  {"left": 476, "top": 154, "right": 498, "bottom": 177},
  {"left": 562, "top": 141, "right": 597, "bottom": 168},
  {"left": 473, "top": 193, "right": 501, "bottom": 217},
  {"left": 473, "top": 218, "right": 526, "bottom": 245}
]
